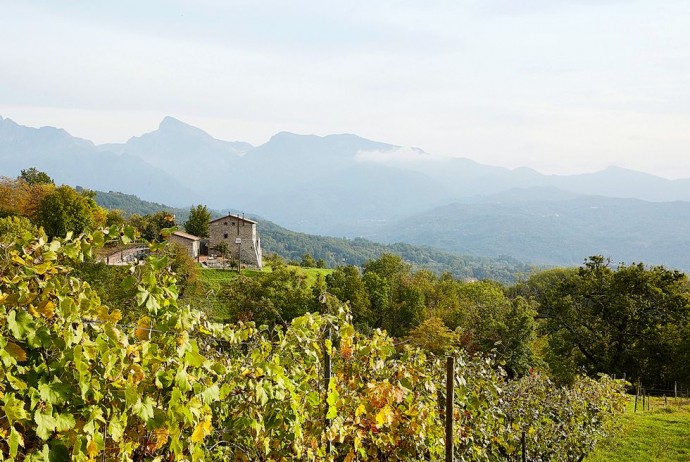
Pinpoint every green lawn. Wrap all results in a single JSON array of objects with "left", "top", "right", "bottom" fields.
[
  {"left": 586, "top": 396, "right": 690, "bottom": 462},
  {"left": 200, "top": 265, "right": 332, "bottom": 287}
]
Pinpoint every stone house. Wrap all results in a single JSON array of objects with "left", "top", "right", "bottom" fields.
[
  {"left": 170, "top": 230, "right": 201, "bottom": 259},
  {"left": 208, "top": 214, "right": 262, "bottom": 269}
]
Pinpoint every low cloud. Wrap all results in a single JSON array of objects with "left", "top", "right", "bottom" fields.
[{"left": 355, "top": 146, "right": 442, "bottom": 164}]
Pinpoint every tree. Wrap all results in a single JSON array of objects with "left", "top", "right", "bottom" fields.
[
  {"left": 0, "top": 176, "right": 54, "bottom": 221},
  {"left": 326, "top": 265, "right": 372, "bottom": 328},
  {"left": 184, "top": 204, "right": 211, "bottom": 238},
  {"left": 18, "top": 167, "right": 54, "bottom": 185},
  {"left": 528, "top": 256, "right": 690, "bottom": 385},
  {"left": 129, "top": 211, "right": 176, "bottom": 242},
  {"left": 300, "top": 253, "right": 317, "bottom": 268},
  {"left": 36, "top": 185, "right": 96, "bottom": 238}
]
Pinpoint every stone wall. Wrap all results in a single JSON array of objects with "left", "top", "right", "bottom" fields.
[
  {"left": 170, "top": 234, "right": 200, "bottom": 258},
  {"left": 208, "top": 216, "right": 262, "bottom": 269}
]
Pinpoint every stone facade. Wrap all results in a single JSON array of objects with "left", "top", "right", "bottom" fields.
[
  {"left": 170, "top": 230, "right": 201, "bottom": 259},
  {"left": 208, "top": 214, "right": 262, "bottom": 269}
]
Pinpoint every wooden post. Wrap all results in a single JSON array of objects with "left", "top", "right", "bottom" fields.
[
  {"left": 446, "top": 356, "right": 455, "bottom": 462},
  {"left": 634, "top": 381, "right": 639, "bottom": 413},
  {"left": 324, "top": 327, "right": 332, "bottom": 455},
  {"left": 675, "top": 381, "right": 678, "bottom": 400},
  {"left": 521, "top": 430, "right": 527, "bottom": 462},
  {"left": 665, "top": 394, "right": 668, "bottom": 407}
]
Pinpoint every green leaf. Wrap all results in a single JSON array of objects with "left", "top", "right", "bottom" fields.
[
  {"left": 108, "top": 413, "right": 126, "bottom": 442},
  {"left": 200, "top": 384, "right": 220, "bottom": 404},
  {"left": 8, "top": 427, "right": 24, "bottom": 459},
  {"left": 55, "top": 412, "right": 76, "bottom": 432},
  {"left": 3, "top": 393, "right": 29, "bottom": 425},
  {"left": 35, "top": 409, "right": 57, "bottom": 440},
  {"left": 184, "top": 349, "right": 206, "bottom": 368},
  {"left": 39, "top": 381, "right": 71, "bottom": 405}
]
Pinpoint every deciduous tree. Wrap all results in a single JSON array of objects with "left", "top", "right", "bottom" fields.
[{"left": 184, "top": 204, "right": 211, "bottom": 238}]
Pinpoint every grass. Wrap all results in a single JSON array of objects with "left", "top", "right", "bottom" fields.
[
  {"left": 586, "top": 396, "right": 690, "bottom": 462},
  {"left": 196, "top": 265, "right": 333, "bottom": 319},
  {"left": 200, "top": 265, "right": 332, "bottom": 288}
]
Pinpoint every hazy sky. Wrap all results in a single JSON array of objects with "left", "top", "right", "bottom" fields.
[{"left": 2, "top": 1, "right": 690, "bottom": 178}]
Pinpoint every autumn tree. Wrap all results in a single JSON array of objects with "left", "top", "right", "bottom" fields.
[{"left": 0, "top": 177, "right": 53, "bottom": 220}]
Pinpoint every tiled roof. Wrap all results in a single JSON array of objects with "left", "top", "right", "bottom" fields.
[
  {"left": 209, "top": 214, "right": 258, "bottom": 225},
  {"left": 171, "top": 230, "right": 201, "bottom": 241}
]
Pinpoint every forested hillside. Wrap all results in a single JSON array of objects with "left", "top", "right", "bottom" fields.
[{"left": 93, "top": 190, "right": 536, "bottom": 283}]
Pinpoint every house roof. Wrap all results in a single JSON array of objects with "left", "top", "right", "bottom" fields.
[
  {"left": 171, "top": 230, "right": 201, "bottom": 241},
  {"left": 209, "top": 214, "right": 258, "bottom": 225}
]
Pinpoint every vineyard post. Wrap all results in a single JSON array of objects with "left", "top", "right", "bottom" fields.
[
  {"left": 324, "top": 326, "right": 332, "bottom": 455},
  {"left": 665, "top": 394, "right": 667, "bottom": 407},
  {"left": 446, "top": 356, "right": 455, "bottom": 462},
  {"left": 634, "top": 381, "right": 639, "bottom": 413},
  {"left": 675, "top": 381, "right": 677, "bottom": 401},
  {"left": 521, "top": 430, "right": 527, "bottom": 462}
]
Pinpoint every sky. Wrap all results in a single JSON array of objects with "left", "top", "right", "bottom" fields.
[{"left": 2, "top": 0, "right": 690, "bottom": 178}]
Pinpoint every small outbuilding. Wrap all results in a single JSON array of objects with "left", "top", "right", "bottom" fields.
[{"left": 170, "top": 230, "right": 201, "bottom": 259}]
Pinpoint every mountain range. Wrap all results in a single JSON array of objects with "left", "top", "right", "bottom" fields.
[{"left": 2, "top": 115, "right": 690, "bottom": 271}]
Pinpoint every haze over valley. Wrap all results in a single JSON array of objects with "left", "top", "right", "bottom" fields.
[{"left": 3, "top": 114, "right": 690, "bottom": 272}]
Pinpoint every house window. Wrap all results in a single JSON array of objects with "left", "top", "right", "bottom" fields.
[
  {"left": 223, "top": 222, "right": 228, "bottom": 226},
  {"left": 224, "top": 233, "right": 228, "bottom": 239},
  {"left": 231, "top": 222, "right": 235, "bottom": 226}
]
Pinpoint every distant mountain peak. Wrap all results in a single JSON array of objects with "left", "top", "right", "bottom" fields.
[{"left": 156, "top": 116, "right": 209, "bottom": 136}]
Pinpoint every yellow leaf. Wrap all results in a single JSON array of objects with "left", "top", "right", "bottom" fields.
[
  {"left": 37, "top": 300, "right": 55, "bottom": 319},
  {"left": 27, "top": 304, "right": 39, "bottom": 317},
  {"left": 355, "top": 404, "right": 366, "bottom": 417},
  {"left": 87, "top": 439, "right": 99, "bottom": 458},
  {"left": 344, "top": 450, "right": 356, "bottom": 462},
  {"left": 5, "top": 342, "right": 27, "bottom": 362},
  {"left": 191, "top": 417, "right": 212, "bottom": 443},
  {"left": 134, "top": 316, "right": 152, "bottom": 341},
  {"left": 108, "top": 309, "right": 122, "bottom": 323},
  {"left": 375, "top": 405, "right": 393, "bottom": 427}
]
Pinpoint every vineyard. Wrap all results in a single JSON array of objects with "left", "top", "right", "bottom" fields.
[{"left": 0, "top": 228, "right": 627, "bottom": 461}]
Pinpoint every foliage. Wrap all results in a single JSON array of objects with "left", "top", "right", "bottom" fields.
[
  {"left": 448, "top": 281, "right": 537, "bottom": 377},
  {"left": 325, "top": 266, "right": 372, "bottom": 329},
  {"left": 300, "top": 253, "right": 317, "bottom": 268},
  {"left": 522, "top": 256, "right": 690, "bottom": 385},
  {"left": 18, "top": 168, "right": 54, "bottom": 186},
  {"left": 406, "top": 317, "right": 460, "bottom": 355},
  {"left": 184, "top": 205, "right": 211, "bottom": 238},
  {"left": 36, "top": 185, "right": 97, "bottom": 238},
  {"left": 0, "top": 229, "right": 627, "bottom": 461},
  {"left": 128, "top": 211, "right": 176, "bottom": 242},
  {"left": 0, "top": 177, "right": 54, "bottom": 222},
  {"left": 504, "top": 373, "right": 628, "bottom": 461},
  {"left": 0, "top": 216, "right": 45, "bottom": 244},
  {"left": 211, "top": 263, "right": 317, "bottom": 325},
  {"left": 95, "top": 191, "right": 189, "bottom": 219}
]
